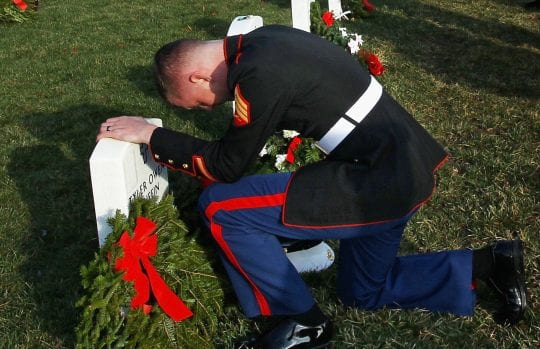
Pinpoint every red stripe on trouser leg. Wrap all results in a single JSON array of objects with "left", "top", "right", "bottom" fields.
[{"left": 205, "top": 193, "right": 286, "bottom": 316}]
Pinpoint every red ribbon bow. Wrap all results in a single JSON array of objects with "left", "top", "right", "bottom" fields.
[
  {"left": 12, "top": 0, "right": 28, "bottom": 11},
  {"left": 115, "top": 216, "right": 193, "bottom": 321},
  {"left": 286, "top": 136, "right": 302, "bottom": 164}
]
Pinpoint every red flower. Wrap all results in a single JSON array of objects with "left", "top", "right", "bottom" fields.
[
  {"left": 360, "top": 49, "right": 384, "bottom": 76},
  {"left": 362, "top": 0, "right": 376, "bottom": 12},
  {"left": 322, "top": 11, "right": 334, "bottom": 27},
  {"left": 12, "top": 0, "right": 28, "bottom": 11},
  {"left": 366, "top": 53, "right": 384, "bottom": 76}
]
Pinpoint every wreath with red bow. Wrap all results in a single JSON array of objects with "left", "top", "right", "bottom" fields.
[{"left": 76, "top": 196, "right": 231, "bottom": 348}]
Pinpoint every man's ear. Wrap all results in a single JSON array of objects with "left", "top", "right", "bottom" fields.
[{"left": 188, "top": 72, "right": 211, "bottom": 84}]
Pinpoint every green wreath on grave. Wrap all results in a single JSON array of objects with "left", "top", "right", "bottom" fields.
[{"left": 75, "top": 196, "right": 229, "bottom": 348}]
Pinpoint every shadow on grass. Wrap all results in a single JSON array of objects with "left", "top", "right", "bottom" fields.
[
  {"left": 6, "top": 104, "right": 129, "bottom": 345},
  {"left": 125, "top": 64, "right": 160, "bottom": 100},
  {"left": 354, "top": 0, "right": 539, "bottom": 98},
  {"left": 192, "top": 17, "right": 231, "bottom": 38}
]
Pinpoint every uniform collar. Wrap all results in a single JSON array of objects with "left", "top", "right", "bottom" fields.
[{"left": 223, "top": 34, "right": 243, "bottom": 66}]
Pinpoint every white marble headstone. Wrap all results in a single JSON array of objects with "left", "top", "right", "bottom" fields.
[
  {"left": 89, "top": 118, "right": 169, "bottom": 246},
  {"left": 328, "top": 0, "right": 343, "bottom": 17},
  {"left": 291, "top": 0, "right": 315, "bottom": 32},
  {"left": 227, "top": 15, "right": 263, "bottom": 36}
]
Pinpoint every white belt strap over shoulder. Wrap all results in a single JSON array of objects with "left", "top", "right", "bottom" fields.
[{"left": 316, "top": 76, "right": 383, "bottom": 154}]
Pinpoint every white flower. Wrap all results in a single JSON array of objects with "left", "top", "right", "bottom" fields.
[
  {"left": 339, "top": 27, "right": 348, "bottom": 38},
  {"left": 275, "top": 154, "right": 288, "bottom": 170},
  {"left": 334, "top": 10, "right": 352, "bottom": 21},
  {"left": 282, "top": 130, "right": 300, "bottom": 139},
  {"left": 348, "top": 39, "right": 360, "bottom": 54},
  {"left": 347, "top": 34, "right": 363, "bottom": 55},
  {"left": 353, "top": 33, "right": 363, "bottom": 46}
]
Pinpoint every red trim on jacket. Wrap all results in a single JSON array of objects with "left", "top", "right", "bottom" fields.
[
  {"left": 223, "top": 36, "right": 229, "bottom": 65},
  {"left": 281, "top": 154, "right": 450, "bottom": 229},
  {"left": 235, "top": 35, "right": 243, "bottom": 64},
  {"left": 193, "top": 155, "right": 218, "bottom": 182},
  {"left": 235, "top": 52, "right": 242, "bottom": 64},
  {"left": 204, "top": 193, "right": 286, "bottom": 316},
  {"left": 237, "top": 34, "right": 243, "bottom": 49}
]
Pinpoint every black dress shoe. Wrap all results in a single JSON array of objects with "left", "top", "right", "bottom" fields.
[
  {"left": 486, "top": 240, "right": 527, "bottom": 325},
  {"left": 238, "top": 318, "right": 333, "bottom": 349}
]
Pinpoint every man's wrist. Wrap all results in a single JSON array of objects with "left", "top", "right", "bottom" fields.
[{"left": 145, "top": 125, "right": 159, "bottom": 144}]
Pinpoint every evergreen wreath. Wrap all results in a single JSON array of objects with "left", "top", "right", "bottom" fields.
[{"left": 76, "top": 196, "right": 230, "bottom": 348}]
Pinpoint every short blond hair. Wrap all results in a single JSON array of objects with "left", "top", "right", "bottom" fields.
[{"left": 153, "top": 39, "right": 202, "bottom": 101}]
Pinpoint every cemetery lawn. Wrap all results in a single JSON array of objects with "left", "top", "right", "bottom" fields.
[{"left": 0, "top": 0, "right": 538, "bottom": 347}]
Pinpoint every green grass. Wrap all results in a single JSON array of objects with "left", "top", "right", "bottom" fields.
[{"left": 0, "top": 0, "right": 538, "bottom": 347}]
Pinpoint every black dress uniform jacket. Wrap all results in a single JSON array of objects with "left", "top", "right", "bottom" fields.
[{"left": 149, "top": 25, "right": 448, "bottom": 227}]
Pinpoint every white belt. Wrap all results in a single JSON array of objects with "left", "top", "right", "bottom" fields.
[{"left": 316, "top": 76, "right": 383, "bottom": 154}]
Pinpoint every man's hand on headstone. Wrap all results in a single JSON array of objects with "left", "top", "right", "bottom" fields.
[{"left": 97, "top": 116, "right": 158, "bottom": 144}]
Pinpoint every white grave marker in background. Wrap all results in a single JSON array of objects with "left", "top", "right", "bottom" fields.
[
  {"left": 291, "top": 0, "right": 315, "bottom": 32},
  {"left": 291, "top": 0, "right": 343, "bottom": 32},
  {"left": 328, "top": 0, "right": 343, "bottom": 17},
  {"left": 227, "top": 15, "right": 263, "bottom": 36},
  {"left": 89, "top": 118, "right": 169, "bottom": 246}
]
